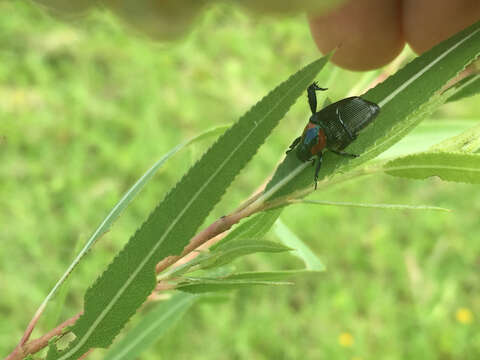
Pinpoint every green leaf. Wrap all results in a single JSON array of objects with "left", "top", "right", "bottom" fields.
[
  {"left": 176, "top": 277, "right": 292, "bottom": 293},
  {"left": 359, "top": 22, "right": 480, "bottom": 159},
  {"left": 162, "top": 237, "right": 291, "bottom": 279},
  {"left": 379, "top": 120, "right": 477, "bottom": 159},
  {"left": 39, "top": 125, "right": 228, "bottom": 318},
  {"left": 429, "top": 122, "right": 480, "bottom": 153},
  {"left": 200, "top": 240, "right": 292, "bottom": 270},
  {"left": 103, "top": 294, "right": 197, "bottom": 360},
  {"left": 47, "top": 57, "right": 329, "bottom": 360},
  {"left": 273, "top": 220, "right": 325, "bottom": 271},
  {"left": 296, "top": 199, "right": 451, "bottom": 212},
  {"left": 446, "top": 73, "right": 480, "bottom": 102},
  {"left": 226, "top": 270, "right": 320, "bottom": 281},
  {"left": 159, "top": 211, "right": 286, "bottom": 280},
  {"left": 266, "top": 21, "right": 480, "bottom": 198},
  {"left": 385, "top": 152, "right": 480, "bottom": 184},
  {"left": 21, "top": 125, "right": 227, "bottom": 351},
  {"left": 44, "top": 238, "right": 85, "bottom": 332},
  {"left": 177, "top": 271, "right": 313, "bottom": 295}
]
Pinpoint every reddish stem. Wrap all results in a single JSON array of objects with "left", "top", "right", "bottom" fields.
[
  {"left": 6, "top": 313, "right": 81, "bottom": 360},
  {"left": 7, "top": 194, "right": 264, "bottom": 360}
]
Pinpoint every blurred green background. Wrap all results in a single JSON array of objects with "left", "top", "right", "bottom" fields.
[{"left": 1, "top": 1, "right": 479, "bottom": 359}]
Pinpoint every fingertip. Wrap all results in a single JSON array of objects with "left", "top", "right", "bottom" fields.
[
  {"left": 308, "top": 0, "right": 405, "bottom": 71},
  {"left": 403, "top": 0, "right": 480, "bottom": 54}
]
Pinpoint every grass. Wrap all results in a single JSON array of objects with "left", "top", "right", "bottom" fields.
[{"left": 1, "top": 2, "right": 479, "bottom": 359}]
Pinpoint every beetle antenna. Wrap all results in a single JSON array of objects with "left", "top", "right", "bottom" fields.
[{"left": 307, "top": 82, "right": 328, "bottom": 114}]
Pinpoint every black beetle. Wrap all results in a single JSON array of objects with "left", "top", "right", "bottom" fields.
[{"left": 286, "top": 82, "right": 380, "bottom": 189}]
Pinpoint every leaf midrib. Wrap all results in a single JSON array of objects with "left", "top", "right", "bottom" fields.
[
  {"left": 377, "top": 27, "right": 480, "bottom": 108},
  {"left": 388, "top": 164, "right": 480, "bottom": 172},
  {"left": 57, "top": 68, "right": 315, "bottom": 360}
]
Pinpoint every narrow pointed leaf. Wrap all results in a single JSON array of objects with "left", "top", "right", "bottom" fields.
[
  {"left": 359, "top": 22, "right": 480, "bottom": 158},
  {"left": 47, "top": 57, "right": 328, "bottom": 360},
  {"left": 266, "top": 21, "right": 480, "bottom": 198},
  {"left": 446, "top": 73, "right": 480, "bottom": 102},
  {"left": 429, "top": 122, "right": 480, "bottom": 153},
  {"left": 165, "top": 210, "right": 285, "bottom": 279},
  {"left": 37, "top": 126, "right": 228, "bottom": 323},
  {"left": 200, "top": 240, "right": 292, "bottom": 270},
  {"left": 379, "top": 120, "right": 476, "bottom": 159},
  {"left": 296, "top": 199, "right": 451, "bottom": 212},
  {"left": 273, "top": 220, "right": 325, "bottom": 271},
  {"left": 163, "top": 238, "right": 291, "bottom": 278},
  {"left": 226, "top": 270, "right": 321, "bottom": 281},
  {"left": 385, "top": 152, "right": 480, "bottom": 184},
  {"left": 20, "top": 125, "right": 228, "bottom": 349},
  {"left": 103, "top": 294, "right": 197, "bottom": 360},
  {"left": 176, "top": 278, "right": 292, "bottom": 293}
]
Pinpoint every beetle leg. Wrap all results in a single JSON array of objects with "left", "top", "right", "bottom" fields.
[
  {"left": 286, "top": 136, "right": 301, "bottom": 154},
  {"left": 307, "top": 82, "right": 328, "bottom": 114},
  {"left": 331, "top": 149, "right": 358, "bottom": 158},
  {"left": 314, "top": 153, "right": 323, "bottom": 190},
  {"left": 336, "top": 107, "right": 356, "bottom": 141}
]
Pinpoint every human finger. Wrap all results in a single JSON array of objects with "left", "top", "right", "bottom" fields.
[
  {"left": 403, "top": 0, "right": 480, "bottom": 53},
  {"left": 308, "top": 0, "right": 404, "bottom": 71}
]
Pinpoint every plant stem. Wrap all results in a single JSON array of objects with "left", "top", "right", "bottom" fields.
[
  {"left": 6, "top": 313, "right": 81, "bottom": 360},
  {"left": 8, "top": 158, "right": 354, "bottom": 359},
  {"left": 6, "top": 190, "right": 266, "bottom": 360}
]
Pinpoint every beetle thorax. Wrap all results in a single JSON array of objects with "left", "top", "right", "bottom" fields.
[{"left": 295, "top": 122, "right": 327, "bottom": 162}]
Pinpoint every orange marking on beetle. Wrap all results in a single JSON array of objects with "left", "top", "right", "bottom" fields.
[
  {"left": 302, "top": 121, "right": 317, "bottom": 135},
  {"left": 310, "top": 128, "right": 327, "bottom": 155}
]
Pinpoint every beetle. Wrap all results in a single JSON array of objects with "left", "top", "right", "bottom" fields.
[{"left": 286, "top": 82, "right": 380, "bottom": 189}]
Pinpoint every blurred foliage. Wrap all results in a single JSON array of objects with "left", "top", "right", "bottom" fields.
[
  {"left": 32, "top": 0, "right": 345, "bottom": 39},
  {"left": 1, "top": 1, "right": 480, "bottom": 359}
]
